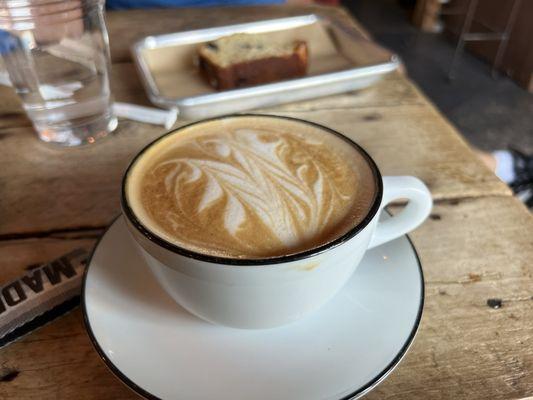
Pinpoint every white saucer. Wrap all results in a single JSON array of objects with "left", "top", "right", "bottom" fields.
[{"left": 82, "top": 216, "right": 424, "bottom": 400}]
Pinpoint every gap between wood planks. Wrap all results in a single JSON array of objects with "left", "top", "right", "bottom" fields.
[
  {"left": 0, "top": 193, "right": 519, "bottom": 243},
  {"left": 0, "top": 101, "right": 425, "bottom": 131},
  {"left": 0, "top": 226, "right": 105, "bottom": 242}
]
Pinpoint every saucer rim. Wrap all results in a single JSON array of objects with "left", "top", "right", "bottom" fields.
[{"left": 81, "top": 215, "right": 425, "bottom": 400}]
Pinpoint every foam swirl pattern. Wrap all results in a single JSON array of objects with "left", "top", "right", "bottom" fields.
[{"left": 126, "top": 117, "right": 376, "bottom": 259}]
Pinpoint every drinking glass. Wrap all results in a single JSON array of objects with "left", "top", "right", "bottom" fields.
[{"left": 0, "top": 0, "right": 117, "bottom": 146}]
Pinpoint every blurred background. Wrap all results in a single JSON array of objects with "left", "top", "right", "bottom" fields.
[{"left": 342, "top": 0, "right": 532, "bottom": 153}]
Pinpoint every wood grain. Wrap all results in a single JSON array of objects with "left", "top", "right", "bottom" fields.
[
  {"left": 1, "top": 196, "right": 532, "bottom": 399},
  {"left": 262, "top": 103, "right": 511, "bottom": 200},
  {"left": 0, "top": 233, "right": 100, "bottom": 284},
  {"left": 0, "top": 67, "right": 419, "bottom": 123},
  {"left": 0, "top": 311, "right": 133, "bottom": 400},
  {"left": 0, "top": 5, "right": 509, "bottom": 238},
  {"left": 0, "top": 63, "right": 152, "bottom": 125},
  {"left": 369, "top": 197, "right": 533, "bottom": 400},
  {"left": 0, "top": 6, "right": 530, "bottom": 400},
  {"left": 0, "top": 68, "right": 510, "bottom": 237}
]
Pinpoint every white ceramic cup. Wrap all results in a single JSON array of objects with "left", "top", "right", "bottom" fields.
[{"left": 122, "top": 115, "right": 432, "bottom": 329}]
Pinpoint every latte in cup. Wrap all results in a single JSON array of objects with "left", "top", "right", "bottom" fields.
[{"left": 124, "top": 115, "right": 378, "bottom": 259}]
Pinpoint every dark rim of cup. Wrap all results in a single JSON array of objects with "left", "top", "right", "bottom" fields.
[{"left": 121, "top": 114, "right": 383, "bottom": 266}]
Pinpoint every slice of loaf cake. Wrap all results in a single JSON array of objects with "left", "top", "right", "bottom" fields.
[{"left": 198, "top": 33, "right": 308, "bottom": 90}]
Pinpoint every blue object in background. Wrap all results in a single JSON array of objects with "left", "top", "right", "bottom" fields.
[
  {"left": 107, "top": 0, "right": 285, "bottom": 10},
  {"left": 0, "top": 30, "right": 18, "bottom": 56}
]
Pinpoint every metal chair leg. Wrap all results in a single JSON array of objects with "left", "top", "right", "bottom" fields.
[
  {"left": 491, "top": 0, "right": 522, "bottom": 78},
  {"left": 448, "top": 0, "right": 478, "bottom": 80}
]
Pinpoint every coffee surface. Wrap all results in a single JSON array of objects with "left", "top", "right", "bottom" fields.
[{"left": 126, "top": 116, "right": 377, "bottom": 259}]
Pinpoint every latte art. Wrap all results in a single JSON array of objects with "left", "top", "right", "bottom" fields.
[
  {"left": 152, "top": 129, "right": 349, "bottom": 251},
  {"left": 126, "top": 116, "right": 377, "bottom": 259}
]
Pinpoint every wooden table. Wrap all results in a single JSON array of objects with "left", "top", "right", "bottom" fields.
[{"left": 1, "top": 5, "right": 532, "bottom": 400}]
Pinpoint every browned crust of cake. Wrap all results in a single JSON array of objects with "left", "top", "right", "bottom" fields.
[{"left": 199, "top": 41, "right": 308, "bottom": 90}]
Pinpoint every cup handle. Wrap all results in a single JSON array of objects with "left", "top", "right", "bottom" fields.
[{"left": 368, "top": 176, "right": 432, "bottom": 249}]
